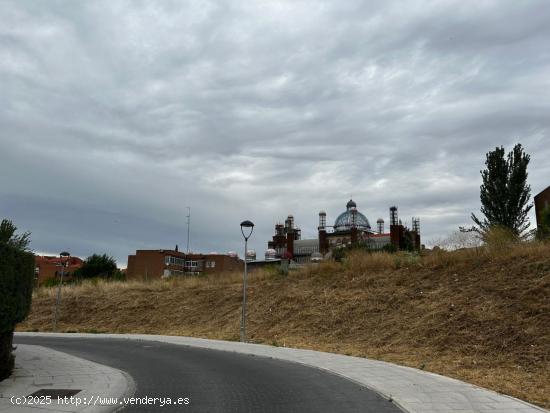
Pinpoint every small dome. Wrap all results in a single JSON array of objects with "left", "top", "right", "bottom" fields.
[
  {"left": 346, "top": 199, "right": 357, "bottom": 209},
  {"left": 227, "top": 251, "right": 238, "bottom": 258},
  {"left": 265, "top": 249, "right": 277, "bottom": 260}
]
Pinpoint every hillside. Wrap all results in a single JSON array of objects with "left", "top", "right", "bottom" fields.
[{"left": 20, "top": 243, "right": 550, "bottom": 408}]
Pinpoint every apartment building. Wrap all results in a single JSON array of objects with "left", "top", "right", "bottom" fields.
[{"left": 126, "top": 249, "right": 243, "bottom": 280}]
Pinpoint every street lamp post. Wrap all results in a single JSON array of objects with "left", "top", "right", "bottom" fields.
[
  {"left": 240, "top": 220, "right": 254, "bottom": 343},
  {"left": 53, "top": 251, "right": 71, "bottom": 332}
]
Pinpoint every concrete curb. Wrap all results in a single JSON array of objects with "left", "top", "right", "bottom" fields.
[
  {"left": 15, "top": 332, "right": 549, "bottom": 413},
  {"left": 0, "top": 344, "right": 135, "bottom": 412}
]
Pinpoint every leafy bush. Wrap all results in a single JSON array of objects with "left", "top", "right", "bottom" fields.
[
  {"left": 0, "top": 219, "right": 33, "bottom": 380},
  {"left": 0, "top": 245, "right": 34, "bottom": 331},
  {"left": 74, "top": 254, "right": 124, "bottom": 280}
]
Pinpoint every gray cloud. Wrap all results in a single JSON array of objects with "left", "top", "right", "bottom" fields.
[{"left": 1, "top": 0, "right": 549, "bottom": 264}]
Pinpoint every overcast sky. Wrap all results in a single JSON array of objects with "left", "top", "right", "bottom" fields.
[{"left": 1, "top": 1, "right": 549, "bottom": 265}]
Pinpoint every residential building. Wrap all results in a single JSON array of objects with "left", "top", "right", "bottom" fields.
[
  {"left": 34, "top": 255, "right": 84, "bottom": 286},
  {"left": 126, "top": 249, "right": 243, "bottom": 280}
]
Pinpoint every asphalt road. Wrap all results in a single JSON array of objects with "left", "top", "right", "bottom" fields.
[{"left": 14, "top": 336, "right": 402, "bottom": 413}]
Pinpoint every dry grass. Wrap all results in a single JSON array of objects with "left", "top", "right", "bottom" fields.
[
  {"left": 20, "top": 241, "right": 550, "bottom": 408},
  {"left": 33, "top": 270, "right": 273, "bottom": 299}
]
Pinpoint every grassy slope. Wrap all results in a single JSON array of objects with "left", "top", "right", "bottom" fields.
[{"left": 20, "top": 243, "right": 550, "bottom": 408}]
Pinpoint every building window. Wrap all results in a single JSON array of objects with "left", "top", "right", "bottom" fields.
[
  {"left": 205, "top": 261, "right": 216, "bottom": 268},
  {"left": 165, "top": 256, "right": 185, "bottom": 266}
]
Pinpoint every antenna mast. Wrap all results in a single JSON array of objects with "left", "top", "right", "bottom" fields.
[{"left": 186, "top": 207, "right": 191, "bottom": 253}]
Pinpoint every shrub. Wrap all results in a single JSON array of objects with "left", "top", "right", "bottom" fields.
[
  {"left": 0, "top": 243, "right": 34, "bottom": 380},
  {"left": 434, "top": 230, "right": 482, "bottom": 251},
  {"left": 74, "top": 254, "right": 123, "bottom": 280},
  {"left": 483, "top": 225, "right": 518, "bottom": 252}
]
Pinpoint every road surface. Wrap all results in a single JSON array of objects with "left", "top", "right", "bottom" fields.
[{"left": 14, "top": 336, "right": 402, "bottom": 413}]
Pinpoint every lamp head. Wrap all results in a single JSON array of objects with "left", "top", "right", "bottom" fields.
[
  {"left": 240, "top": 220, "right": 254, "bottom": 240},
  {"left": 59, "top": 251, "right": 71, "bottom": 268},
  {"left": 240, "top": 220, "right": 254, "bottom": 228}
]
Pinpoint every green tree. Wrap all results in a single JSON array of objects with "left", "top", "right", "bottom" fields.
[
  {"left": 0, "top": 219, "right": 31, "bottom": 250},
  {"left": 75, "top": 254, "right": 121, "bottom": 279},
  {"left": 463, "top": 144, "right": 532, "bottom": 237}
]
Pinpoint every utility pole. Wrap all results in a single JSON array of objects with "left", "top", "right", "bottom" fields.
[{"left": 186, "top": 207, "right": 191, "bottom": 253}]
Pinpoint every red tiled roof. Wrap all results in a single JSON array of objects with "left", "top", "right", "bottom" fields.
[{"left": 35, "top": 255, "right": 84, "bottom": 269}]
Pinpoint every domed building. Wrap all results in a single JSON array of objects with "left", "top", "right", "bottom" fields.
[
  {"left": 268, "top": 199, "right": 421, "bottom": 263},
  {"left": 334, "top": 199, "right": 371, "bottom": 232},
  {"left": 320, "top": 199, "right": 377, "bottom": 251}
]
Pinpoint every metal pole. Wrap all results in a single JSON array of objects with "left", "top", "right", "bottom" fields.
[
  {"left": 53, "top": 263, "right": 65, "bottom": 332},
  {"left": 240, "top": 238, "right": 248, "bottom": 342},
  {"left": 186, "top": 207, "right": 191, "bottom": 253}
]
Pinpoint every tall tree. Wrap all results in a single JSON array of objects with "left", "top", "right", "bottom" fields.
[{"left": 464, "top": 144, "right": 532, "bottom": 237}]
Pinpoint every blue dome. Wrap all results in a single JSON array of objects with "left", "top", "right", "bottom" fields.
[{"left": 334, "top": 200, "right": 371, "bottom": 232}]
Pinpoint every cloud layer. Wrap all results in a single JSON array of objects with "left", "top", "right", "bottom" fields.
[{"left": 1, "top": 1, "right": 549, "bottom": 264}]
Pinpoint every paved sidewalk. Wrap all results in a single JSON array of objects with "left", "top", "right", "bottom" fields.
[
  {"left": 16, "top": 332, "right": 549, "bottom": 413},
  {"left": 0, "top": 344, "right": 134, "bottom": 413}
]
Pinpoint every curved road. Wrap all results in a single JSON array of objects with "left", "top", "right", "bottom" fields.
[{"left": 14, "top": 336, "right": 401, "bottom": 413}]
